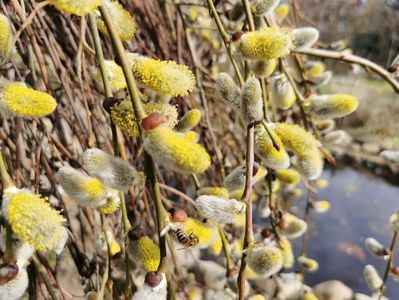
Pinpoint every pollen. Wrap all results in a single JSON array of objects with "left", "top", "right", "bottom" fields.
[
  {"left": 130, "top": 236, "right": 161, "bottom": 272},
  {"left": 98, "top": 197, "right": 120, "bottom": 214},
  {"left": 131, "top": 56, "right": 195, "bottom": 97},
  {"left": 110, "top": 100, "right": 140, "bottom": 137},
  {"left": 8, "top": 193, "right": 65, "bottom": 251},
  {"left": 276, "top": 169, "right": 301, "bottom": 186},
  {"left": 236, "top": 27, "right": 294, "bottom": 61},
  {"left": 0, "top": 82, "right": 57, "bottom": 118},
  {"left": 208, "top": 233, "right": 223, "bottom": 255},
  {"left": 306, "top": 94, "right": 359, "bottom": 120},
  {"left": 143, "top": 127, "right": 211, "bottom": 174},
  {"left": 176, "top": 109, "right": 202, "bottom": 132},
  {"left": 97, "top": 0, "right": 136, "bottom": 41},
  {"left": 0, "top": 13, "right": 13, "bottom": 66},
  {"left": 48, "top": 0, "right": 101, "bottom": 16}
]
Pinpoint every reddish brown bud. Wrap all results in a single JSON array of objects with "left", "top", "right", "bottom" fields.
[
  {"left": 261, "top": 227, "right": 272, "bottom": 239},
  {"left": 168, "top": 207, "right": 188, "bottom": 222},
  {"left": 390, "top": 266, "right": 399, "bottom": 276},
  {"left": 232, "top": 31, "right": 245, "bottom": 42},
  {"left": 0, "top": 263, "right": 19, "bottom": 285},
  {"left": 145, "top": 272, "right": 163, "bottom": 287},
  {"left": 141, "top": 113, "right": 167, "bottom": 131}
]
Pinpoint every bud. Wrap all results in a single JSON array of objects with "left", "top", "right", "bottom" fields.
[
  {"left": 0, "top": 263, "right": 28, "bottom": 300},
  {"left": 279, "top": 237, "right": 294, "bottom": 268},
  {"left": 241, "top": 77, "right": 264, "bottom": 125},
  {"left": 48, "top": 0, "right": 101, "bottom": 16},
  {"left": 97, "top": 0, "right": 136, "bottom": 41},
  {"left": 175, "top": 109, "right": 201, "bottom": 133},
  {"left": 251, "top": 0, "right": 280, "bottom": 16},
  {"left": 246, "top": 245, "right": 284, "bottom": 277},
  {"left": 0, "top": 80, "right": 57, "bottom": 118},
  {"left": 298, "top": 256, "right": 319, "bottom": 272},
  {"left": 216, "top": 72, "right": 241, "bottom": 110},
  {"left": 251, "top": 59, "right": 277, "bottom": 78},
  {"left": 316, "top": 119, "right": 336, "bottom": 133},
  {"left": 129, "top": 236, "right": 161, "bottom": 272},
  {"left": 254, "top": 124, "right": 291, "bottom": 170},
  {"left": 235, "top": 27, "right": 294, "bottom": 60},
  {"left": 276, "top": 169, "right": 301, "bottom": 186},
  {"left": 130, "top": 55, "right": 195, "bottom": 97},
  {"left": 0, "top": 13, "right": 13, "bottom": 67},
  {"left": 144, "top": 102, "right": 179, "bottom": 129},
  {"left": 90, "top": 60, "right": 126, "bottom": 92},
  {"left": 272, "top": 122, "right": 324, "bottom": 180},
  {"left": 387, "top": 54, "right": 399, "bottom": 76},
  {"left": 270, "top": 74, "right": 296, "bottom": 110},
  {"left": 292, "top": 27, "right": 319, "bottom": 51},
  {"left": 389, "top": 211, "right": 399, "bottom": 231},
  {"left": 83, "top": 148, "right": 144, "bottom": 191},
  {"left": 364, "top": 237, "right": 388, "bottom": 258},
  {"left": 312, "top": 200, "right": 330, "bottom": 213},
  {"left": 57, "top": 166, "right": 119, "bottom": 208},
  {"left": 195, "top": 195, "right": 245, "bottom": 224},
  {"left": 380, "top": 151, "right": 399, "bottom": 165},
  {"left": 197, "top": 187, "right": 230, "bottom": 199},
  {"left": 275, "top": 4, "right": 290, "bottom": 20},
  {"left": 143, "top": 127, "right": 211, "bottom": 174},
  {"left": 132, "top": 272, "right": 167, "bottom": 300},
  {"left": 306, "top": 94, "right": 359, "bottom": 120},
  {"left": 4, "top": 191, "right": 66, "bottom": 251},
  {"left": 280, "top": 213, "right": 308, "bottom": 239},
  {"left": 363, "top": 265, "right": 383, "bottom": 292}
]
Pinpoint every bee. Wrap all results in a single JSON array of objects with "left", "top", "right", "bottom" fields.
[{"left": 174, "top": 229, "right": 199, "bottom": 249}]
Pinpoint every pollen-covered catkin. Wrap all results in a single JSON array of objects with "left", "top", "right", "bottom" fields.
[
  {"left": 279, "top": 237, "right": 294, "bottom": 268},
  {"left": 306, "top": 94, "right": 359, "bottom": 120},
  {"left": 0, "top": 81, "right": 57, "bottom": 118},
  {"left": 272, "top": 122, "right": 324, "bottom": 180},
  {"left": 57, "top": 166, "right": 119, "bottom": 208},
  {"left": 292, "top": 27, "right": 319, "bottom": 51},
  {"left": 97, "top": 0, "right": 136, "bottom": 41},
  {"left": 364, "top": 237, "right": 387, "bottom": 258},
  {"left": 254, "top": 124, "right": 290, "bottom": 169},
  {"left": 175, "top": 109, "right": 201, "bottom": 132},
  {"left": 298, "top": 256, "right": 319, "bottom": 272},
  {"left": 251, "top": 59, "right": 277, "bottom": 78},
  {"left": 197, "top": 186, "right": 230, "bottom": 199},
  {"left": 236, "top": 27, "right": 293, "bottom": 60},
  {"left": 251, "top": 0, "right": 280, "bottom": 16},
  {"left": 143, "top": 127, "right": 211, "bottom": 174},
  {"left": 90, "top": 60, "right": 126, "bottom": 92},
  {"left": 48, "top": 0, "right": 101, "bottom": 16},
  {"left": 276, "top": 169, "right": 301, "bottom": 186},
  {"left": 130, "top": 55, "right": 195, "bottom": 97},
  {"left": 195, "top": 195, "right": 245, "bottom": 224},
  {"left": 5, "top": 191, "right": 65, "bottom": 251},
  {"left": 216, "top": 72, "right": 241, "bottom": 110},
  {"left": 241, "top": 77, "right": 264, "bottom": 125},
  {"left": 280, "top": 213, "right": 308, "bottom": 239},
  {"left": 270, "top": 74, "right": 296, "bottom": 110},
  {"left": 130, "top": 236, "right": 161, "bottom": 272},
  {"left": 83, "top": 148, "right": 144, "bottom": 191},
  {"left": 275, "top": 3, "right": 290, "bottom": 20},
  {"left": 364, "top": 265, "right": 383, "bottom": 292},
  {"left": 0, "top": 13, "right": 13, "bottom": 66},
  {"left": 246, "top": 246, "right": 284, "bottom": 277}
]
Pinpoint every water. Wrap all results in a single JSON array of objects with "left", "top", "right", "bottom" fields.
[{"left": 293, "top": 168, "right": 399, "bottom": 298}]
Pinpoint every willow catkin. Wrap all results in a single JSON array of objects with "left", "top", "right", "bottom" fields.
[
  {"left": 129, "top": 236, "right": 161, "bottom": 272},
  {"left": 83, "top": 148, "right": 144, "bottom": 191},
  {"left": 251, "top": 0, "right": 281, "bottom": 16},
  {"left": 48, "top": 0, "right": 101, "bottom": 16},
  {"left": 292, "top": 27, "right": 319, "bottom": 51},
  {"left": 246, "top": 246, "right": 284, "bottom": 277},
  {"left": 364, "top": 237, "right": 387, "bottom": 258},
  {"left": 270, "top": 74, "right": 296, "bottom": 110},
  {"left": 251, "top": 59, "right": 277, "bottom": 78},
  {"left": 235, "top": 27, "right": 294, "bottom": 60},
  {"left": 363, "top": 265, "right": 383, "bottom": 292},
  {"left": 280, "top": 213, "right": 308, "bottom": 239},
  {"left": 90, "top": 60, "right": 126, "bottom": 92},
  {"left": 254, "top": 124, "right": 290, "bottom": 170},
  {"left": 307, "top": 94, "right": 359, "bottom": 119},
  {"left": 298, "top": 256, "right": 319, "bottom": 272},
  {"left": 0, "top": 13, "right": 13, "bottom": 66},
  {"left": 195, "top": 195, "right": 245, "bottom": 224},
  {"left": 216, "top": 72, "right": 241, "bottom": 110},
  {"left": 132, "top": 273, "right": 168, "bottom": 300},
  {"left": 175, "top": 109, "right": 201, "bottom": 132},
  {"left": 197, "top": 186, "right": 230, "bottom": 199},
  {"left": 241, "top": 77, "right": 264, "bottom": 125}
]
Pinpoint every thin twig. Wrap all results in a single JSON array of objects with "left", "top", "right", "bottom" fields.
[{"left": 379, "top": 230, "right": 398, "bottom": 299}]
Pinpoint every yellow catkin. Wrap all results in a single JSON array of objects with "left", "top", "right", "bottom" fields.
[
  {"left": 0, "top": 13, "right": 13, "bottom": 66},
  {"left": 48, "top": 0, "right": 101, "bottom": 16},
  {"left": 181, "top": 219, "right": 217, "bottom": 248},
  {"left": 279, "top": 237, "right": 294, "bottom": 268},
  {"left": 251, "top": 59, "right": 277, "bottom": 78},
  {"left": 313, "top": 200, "right": 330, "bottom": 213},
  {"left": 131, "top": 236, "right": 161, "bottom": 272},
  {"left": 8, "top": 193, "right": 65, "bottom": 251},
  {"left": 131, "top": 55, "right": 195, "bottom": 97},
  {"left": 275, "top": 4, "right": 290, "bottom": 19},
  {"left": 276, "top": 169, "right": 301, "bottom": 186},
  {"left": 298, "top": 256, "right": 319, "bottom": 272},
  {"left": 272, "top": 122, "right": 324, "bottom": 180},
  {"left": 316, "top": 119, "right": 335, "bottom": 132},
  {"left": 281, "top": 213, "right": 308, "bottom": 239},
  {"left": 180, "top": 131, "right": 199, "bottom": 143},
  {"left": 306, "top": 61, "right": 326, "bottom": 78},
  {"left": 307, "top": 94, "right": 359, "bottom": 120},
  {"left": 176, "top": 109, "right": 202, "bottom": 132},
  {"left": 98, "top": 197, "right": 120, "bottom": 214},
  {"left": 236, "top": 27, "right": 293, "bottom": 60},
  {"left": 90, "top": 60, "right": 126, "bottom": 92},
  {"left": 143, "top": 127, "right": 211, "bottom": 174},
  {"left": 254, "top": 124, "right": 290, "bottom": 169},
  {"left": 246, "top": 246, "right": 284, "bottom": 277},
  {"left": 0, "top": 82, "right": 57, "bottom": 118},
  {"left": 208, "top": 233, "right": 223, "bottom": 255},
  {"left": 197, "top": 187, "right": 230, "bottom": 199},
  {"left": 303, "top": 292, "right": 319, "bottom": 300},
  {"left": 97, "top": 0, "right": 136, "bottom": 41}
]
